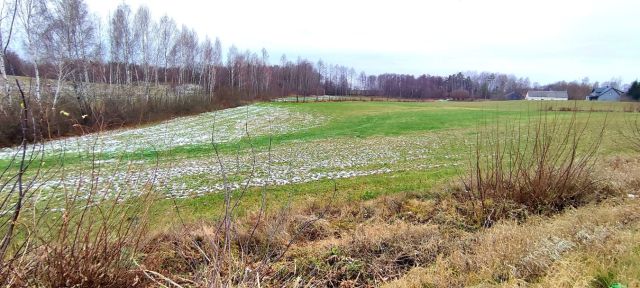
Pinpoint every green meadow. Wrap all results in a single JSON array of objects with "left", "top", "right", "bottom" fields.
[
  {"left": 63, "top": 100, "right": 634, "bottom": 226},
  {"left": 2, "top": 100, "right": 638, "bottom": 226}
]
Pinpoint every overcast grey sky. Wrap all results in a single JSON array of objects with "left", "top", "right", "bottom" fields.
[{"left": 86, "top": 0, "right": 639, "bottom": 85}]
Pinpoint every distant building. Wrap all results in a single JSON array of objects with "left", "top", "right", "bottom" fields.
[
  {"left": 525, "top": 91, "right": 569, "bottom": 101},
  {"left": 502, "top": 91, "right": 523, "bottom": 100},
  {"left": 585, "top": 86, "right": 625, "bottom": 101}
]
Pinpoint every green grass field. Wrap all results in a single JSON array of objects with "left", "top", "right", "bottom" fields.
[
  {"left": 156, "top": 101, "right": 636, "bottom": 218},
  {"left": 3, "top": 99, "right": 636, "bottom": 227}
]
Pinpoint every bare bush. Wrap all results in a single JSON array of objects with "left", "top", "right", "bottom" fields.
[
  {"left": 458, "top": 108, "right": 613, "bottom": 226},
  {"left": 0, "top": 80, "right": 157, "bottom": 287},
  {"left": 1, "top": 151, "right": 156, "bottom": 287}
]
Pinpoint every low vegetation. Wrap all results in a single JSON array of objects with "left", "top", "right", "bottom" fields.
[{"left": 459, "top": 109, "right": 610, "bottom": 226}]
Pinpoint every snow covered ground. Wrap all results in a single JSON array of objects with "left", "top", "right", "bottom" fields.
[
  {"left": 1, "top": 103, "right": 464, "bottom": 208},
  {"left": 0, "top": 104, "right": 324, "bottom": 159},
  {"left": 27, "top": 133, "right": 462, "bottom": 205}
]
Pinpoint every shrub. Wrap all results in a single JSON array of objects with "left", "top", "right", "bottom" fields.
[
  {"left": 1, "top": 156, "right": 156, "bottom": 287},
  {"left": 458, "top": 108, "right": 613, "bottom": 226},
  {"left": 0, "top": 87, "right": 155, "bottom": 286}
]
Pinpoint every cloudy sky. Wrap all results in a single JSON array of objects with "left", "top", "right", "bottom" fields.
[{"left": 86, "top": 0, "right": 639, "bottom": 85}]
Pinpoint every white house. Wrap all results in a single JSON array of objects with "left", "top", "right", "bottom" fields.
[{"left": 525, "top": 91, "right": 569, "bottom": 101}]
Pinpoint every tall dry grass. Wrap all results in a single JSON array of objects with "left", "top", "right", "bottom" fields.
[{"left": 385, "top": 197, "right": 640, "bottom": 287}]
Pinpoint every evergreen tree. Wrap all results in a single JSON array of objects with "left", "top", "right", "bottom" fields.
[{"left": 628, "top": 80, "right": 640, "bottom": 101}]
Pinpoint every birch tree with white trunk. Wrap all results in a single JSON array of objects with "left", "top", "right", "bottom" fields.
[
  {"left": 0, "top": 0, "right": 17, "bottom": 109},
  {"left": 18, "top": 0, "right": 47, "bottom": 103}
]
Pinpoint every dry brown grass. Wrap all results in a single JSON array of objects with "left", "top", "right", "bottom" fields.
[
  {"left": 139, "top": 200, "right": 345, "bottom": 287},
  {"left": 4, "top": 147, "right": 628, "bottom": 288},
  {"left": 133, "top": 153, "right": 640, "bottom": 287},
  {"left": 135, "top": 193, "right": 447, "bottom": 286},
  {"left": 602, "top": 156, "right": 640, "bottom": 197},
  {"left": 385, "top": 156, "right": 640, "bottom": 288},
  {"left": 4, "top": 155, "right": 636, "bottom": 287},
  {"left": 273, "top": 221, "right": 454, "bottom": 287},
  {"left": 386, "top": 198, "right": 640, "bottom": 288}
]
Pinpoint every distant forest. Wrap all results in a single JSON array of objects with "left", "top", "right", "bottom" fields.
[{"left": 0, "top": 0, "right": 631, "bottom": 146}]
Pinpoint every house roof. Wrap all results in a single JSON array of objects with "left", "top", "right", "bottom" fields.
[
  {"left": 526, "top": 91, "right": 568, "bottom": 99},
  {"left": 503, "top": 91, "right": 522, "bottom": 99},
  {"left": 589, "top": 86, "right": 624, "bottom": 97},
  {"left": 504, "top": 91, "right": 521, "bottom": 97}
]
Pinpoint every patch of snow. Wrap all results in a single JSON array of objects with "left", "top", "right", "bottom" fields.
[{"left": 0, "top": 104, "right": 325, "bottom": 159}]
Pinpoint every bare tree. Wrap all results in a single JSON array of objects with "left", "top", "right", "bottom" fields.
[
  {"left": 348, "top": 67, "right": 356, "bottom": 95},
  {"left": 260, "top": 47, "right": 270, "bottom": 97},
  {"left": 316, "top": 60, "right": 326, "bottom": 98},
  {"left": 153, "top": 14, "right": 176, "bottom": 95},
  {"left": 171, "top": 25, "right": 198, "bottom": 97},
  {"left": 211, "top": 37, "right": 222, "bottom": 100},
  {"left": 199, "top": 36, "right": 213, "bottom": 100},
  {"left": 0, "top": 0, "right": 17, "bottom": 109},
  {"left": 228, "top": 45, "right": 239, "bottom": 98},
  {"left": 18, "top": 0, "right": 47, "bottom": 103},
  {"left": 358, "top": 71, "right": 367, "bottom": 92},
  {"left": 47, "top": 0, "right": 99, "bottom": 117},
  {"left": 40, "top": 23, "right": 68, "bottom": 110},
  {"left": 110, "top": 3, "right": 133, "bottom": 85},
  {"left": 133, "top": 5, "right": 151, "bottom": 99}
]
